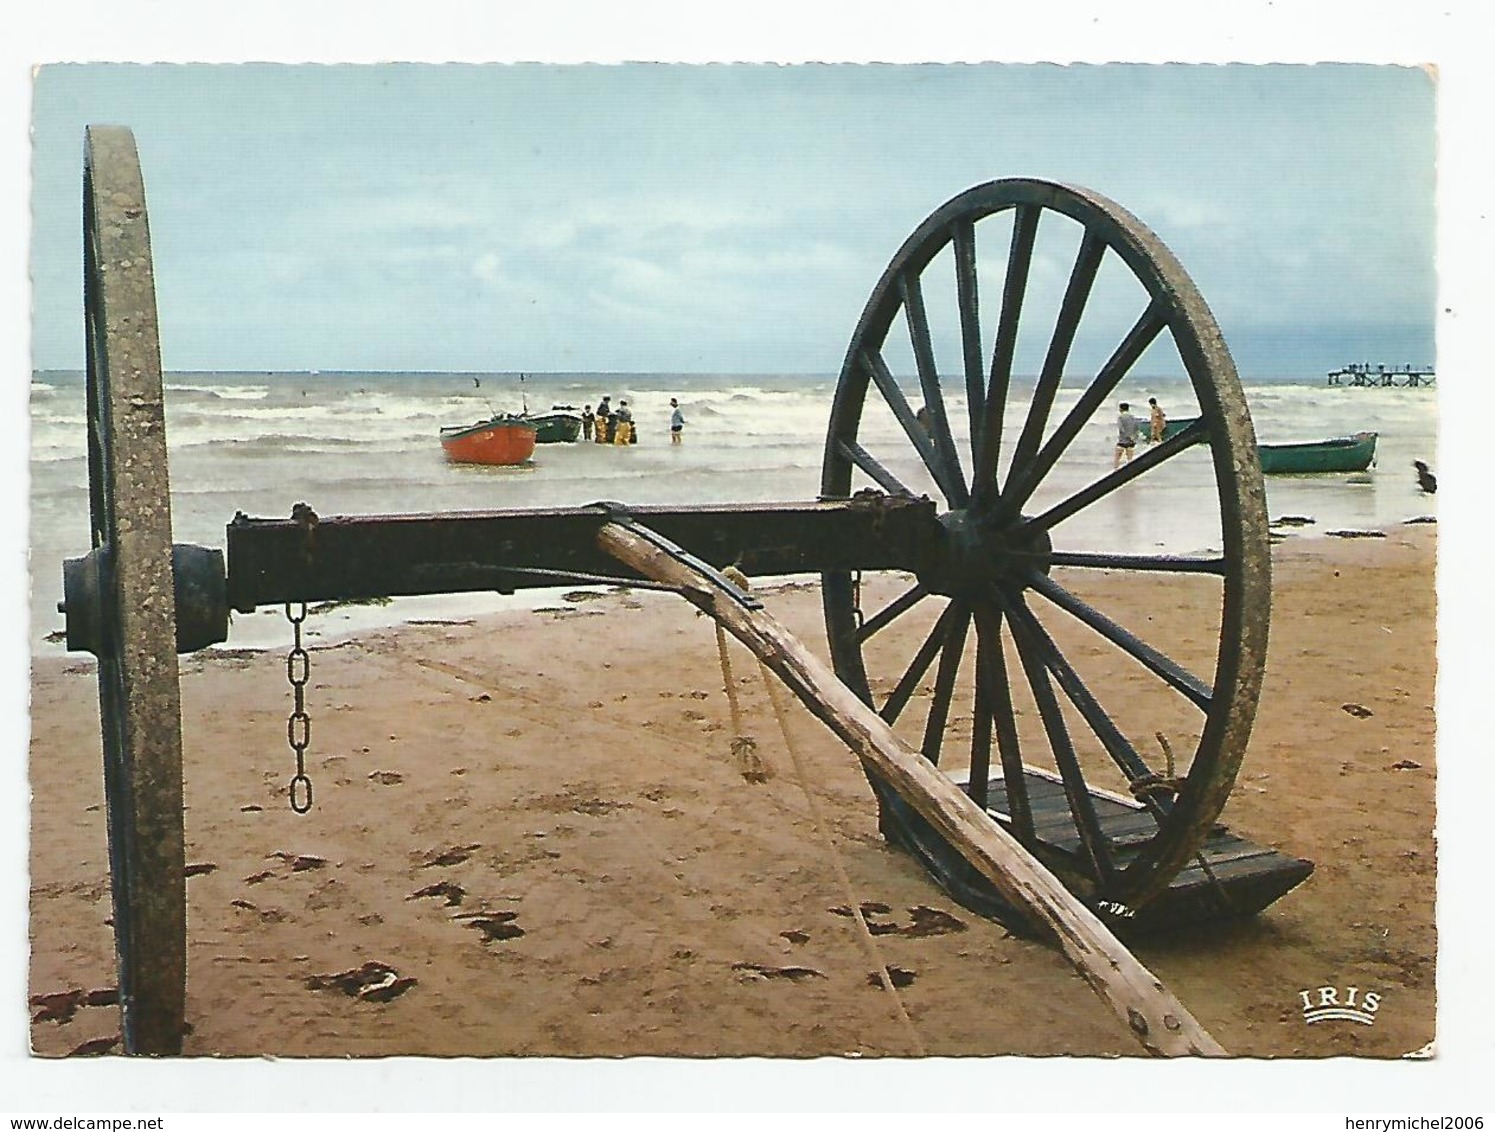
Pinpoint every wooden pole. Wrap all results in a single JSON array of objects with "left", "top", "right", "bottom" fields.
[{"left": 598, "top": 520, "right": 1226, "bottom": 1057}]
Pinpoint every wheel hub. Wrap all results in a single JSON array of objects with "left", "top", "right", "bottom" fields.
[{"left": 915, "top": 508, "right": 1052, "bottom": 599}]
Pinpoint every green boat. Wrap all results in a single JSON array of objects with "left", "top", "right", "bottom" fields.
[
  {"left": 1258, "top": 431, "right": 1378, "bottom": 475},
  {"left": 1157, "top": 416, "right": 1198, "bottom": 441},
  {"left": 521, "top": 406, "right": 584, "bottom": 444},
  {"left": 1154, "top": 417, "right": 1377, "bottom": 474}
]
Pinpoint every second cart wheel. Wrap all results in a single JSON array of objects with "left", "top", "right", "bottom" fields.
[
  {"left": 821, "top": 179, "right": 1270, "bottom": 916},
  {"left": 81, "top": 125, "right": 187, "bottom": 1054}
]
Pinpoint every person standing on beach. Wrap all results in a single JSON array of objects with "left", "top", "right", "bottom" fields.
[
  {"left": 581, "top": 405, "right": 595, "bottom": 442},
  {"left": 1115, "top": 402, "right": 1141, "bottom": 468},
  {"left": 670, "top": 398, "right": 685, "bottom": 445},
  {"left": 615, "top": 401, "right": 634, "bottom": 445},
  {"left": 596, "top": 396, "right": 613, "bottom": 444},
  {"left": 1147, "top": 397, "right": 1166, "bottom": 443}
]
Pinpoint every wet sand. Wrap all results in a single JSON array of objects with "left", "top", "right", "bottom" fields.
[{"left": 27, "top": 523, "right": 1437, "bottom": 1059}]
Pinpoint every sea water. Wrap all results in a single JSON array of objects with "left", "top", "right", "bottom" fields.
[{"left": 28, "top": 369, "right": 1439, "bottom": 654}]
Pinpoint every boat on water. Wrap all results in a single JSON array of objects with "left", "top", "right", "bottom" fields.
[
  {"left": 521, "top": 405, "right": 584, "bottom": 444},
  {"left": 439, "top": 415, "right": 538, "bottom": 466},
  {"left": 1157, "top": 416, "right": 1197, "bottom": 441},
  {"left": 1258, "top": 431, "right": 1378, "bottom": 475},
  {"left": 1154, "top": 417, "right": 1378, "bottom": 473}
]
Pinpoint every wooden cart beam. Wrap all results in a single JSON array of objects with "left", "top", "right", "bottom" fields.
[
  {"left": 225, "top": 496, "right": 940, "bottom": 612},
  {"left": 597, "top": 518, "right": 1225, "bottom": 1058}
]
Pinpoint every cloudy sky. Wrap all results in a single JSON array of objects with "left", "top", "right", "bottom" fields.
[{"left": 30, "top": 61, "right": 1434, "bottom": 378}]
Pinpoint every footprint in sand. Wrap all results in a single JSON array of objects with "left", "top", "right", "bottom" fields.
[
  {"left": 230, "top": 898, "right": 287, "bottom": 924},
  {"left": 829, "top": 903, "right": 967, "bottom": 938},
  {"left": 419, "top": 843, "right": 482, "bottom": 868},
  {"left": 305, "top": 961, "right": 417, "bottom": 1002},
  {"left": 29, "top": 987, "right": 117, "bottom": 1025},
  {"left": 901, "top": 906, "right": 969, "bottom": 937},
  {"left": 457, "top": 910, "right": 525, "bottom": 943},
  {"left": 731, "top": 962, "right": 825, "bottom": 982},
  {"left": 866, "top": 965, "right": 917, "bottom": 989},
  {"left": 68, "top": 1035, "right": 122, "bottom": 1057},
  {"left": 269, "top": 852, "right": 330, "bottom": 873},
  {"left": 408, "top": 880, "right": 466, "bottom": 907}
]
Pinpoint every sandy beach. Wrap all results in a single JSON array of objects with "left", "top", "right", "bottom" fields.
[{"left": 27, "top": 522, "right": 1437, "bottom": 1059}]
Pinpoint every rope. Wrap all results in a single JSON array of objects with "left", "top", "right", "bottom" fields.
[
  {"left": 1130, "top": 731, "right": 1186, "bottom": 802},
  {"left": 715, "top": 621, "right": 765, "bottom": 783},
  {"left": 755, "top": 659, "right": 927, "bottom": 1056},
  {"left": 703, "top": 601, "right": 928, "bottom": 1058},
  {"left": 709, "top": 567, "right": 923, "bottom": 1053},
  {"left": 1151, "top": 730, "right": 1238, "bottom": 916}
]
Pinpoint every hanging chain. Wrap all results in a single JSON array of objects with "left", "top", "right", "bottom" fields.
[
  {"left": 851, "top": 569, "right": 864, "bottom": 630},
  {"left": 284, "top": 602, "right": 314, "bottom": 813}
]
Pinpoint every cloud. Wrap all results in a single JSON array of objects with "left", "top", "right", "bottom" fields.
[{"left": 29, "top": 63, "right": 1438, "bottom": 373}]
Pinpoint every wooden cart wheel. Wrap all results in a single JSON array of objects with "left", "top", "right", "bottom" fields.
[
  {"left": 821, "top": 179, "right": 1270, "bottom": 917},
  {"left": 80, "top": 125, "right": 187, "bottom": 1054}
]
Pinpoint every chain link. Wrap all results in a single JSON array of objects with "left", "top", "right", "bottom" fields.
[
  {"left": 284, "top": 602, "right": 314, "bottom": 813},
  {"left": 852, "top": 569, "right": 864, "bottom": 630}
]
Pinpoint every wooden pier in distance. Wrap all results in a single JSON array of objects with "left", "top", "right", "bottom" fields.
[{"left": 1327, "top": 363, "right": 1435, "bottom": 388}]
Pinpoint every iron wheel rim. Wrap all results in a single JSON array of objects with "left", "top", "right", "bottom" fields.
[
  {"left": 83, "top": 125, "right": 187, "bottom": 1054},
  {"left": 821, "top": 179, "right": 1270, "bottom": 910}
]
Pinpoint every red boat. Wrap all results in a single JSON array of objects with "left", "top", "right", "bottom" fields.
[{"left": 439, "top": 415, "right": 538, "bottom": 466}]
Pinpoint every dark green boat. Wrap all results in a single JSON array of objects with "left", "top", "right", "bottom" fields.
[
  {"left": 1157, "top": 415, "right": 1198, "bottom": 440},
  {"left": 1258, "top": 432, "right": 1378, "bottom": 474},
  {"left": 1155, "top": 417, "right": 1377, "bottom": 473},
  {"left": 521, "top": 406, "right": 584, "bottom": 444}
]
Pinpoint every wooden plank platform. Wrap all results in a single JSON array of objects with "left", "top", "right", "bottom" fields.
[{"left": 875, "top": 767, "right": 1313, "bottom": 936}]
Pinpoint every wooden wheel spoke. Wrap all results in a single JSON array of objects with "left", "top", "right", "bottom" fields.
[
  {"left": 898, "top": 274, "right": 970, "bottom": 507},
  {"left": 971, "top": 605, "right": 1035, "bottom": 842},
  {"left": 972, "top": 203, "right": 1040, "bottom": 504},
  {"left": 1045, "top": 551, "right": 1228, "bottom": 575},
  {"left": 836, "top": 438, "right": 915, "bottom": 498},
  {"left": 1002, "top": 593, "right": 1160, "bottom": 787},
  {"left": 855, "top": 582, "right": 930, "bottom": 644},
  {"left": 879, "top": 601, "right": 956, "bottom": 724},
  {"left": 1003, "top": 230, "right": 1108, "bottom": 495},
  {"left": 1025, "top": 571, "right": 1213, "bottom": 711},
  {"left": 823, "top": 179, "right": 1276, "bottom": 922},
  {"left": 952, "top": 219, "right": 985, "bottom": 451},
  {"left": 1000, "top": 299, "right": 1170, "bottom": 517},
  {"left": 860, "top": 349, "right": 964, "bottom": 504},
  {"left": 999, "top": 592, "right": 1116, "bottom": 881},
  {"left": 1023, "top": 420, "right": 1209, "bottom": 533},
  {"left": 968, "top": 664, "right": 994, "bottom": 811},
  {"left": 919, "top": 601, "right": 971, "bottom": 765}
]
